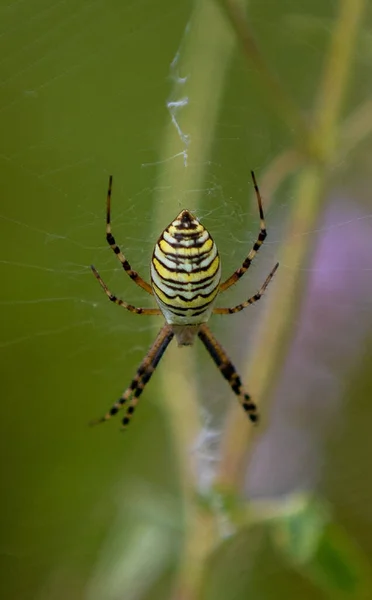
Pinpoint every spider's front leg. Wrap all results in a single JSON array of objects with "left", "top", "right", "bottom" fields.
[
  {"left": 220, "top": 171, "right": 268, "bottom": 293},
  {"left": 104, "top": 175, "right": 153, "bottom": 294}
]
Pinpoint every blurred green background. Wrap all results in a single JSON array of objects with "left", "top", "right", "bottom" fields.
[{"left": 1, "top": 1, "right": 372, "bottom": 599}]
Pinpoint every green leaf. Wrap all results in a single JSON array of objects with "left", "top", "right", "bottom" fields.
[{"left": 251, "top": 493, "right": 372, "bottom": 598}]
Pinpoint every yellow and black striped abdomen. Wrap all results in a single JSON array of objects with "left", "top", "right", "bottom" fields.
[{"left": 151, "top": 210, "right": 221, "bottom": 325}]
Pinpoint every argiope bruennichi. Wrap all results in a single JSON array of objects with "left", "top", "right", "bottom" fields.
[{"left": 91, "top": 172, "right": 278, "bottom": 430}]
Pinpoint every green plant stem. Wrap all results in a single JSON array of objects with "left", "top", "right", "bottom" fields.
[
  {"left": 218, "top": 0, "right": 310, "bottom": 149},
  {"left": 217, "top": 0, "right": 366, "bottom": 491},
  {"left": 218, "top": 165, "right": 326, "bottom": 487},
  {"left": 311, "top": 0, "right": 366, "bottom": 161},
  {"left": 155, "top": 0, "right": 365, "bottom": 596},
  {"left": 152, "top": 1, "right": 241, "bottom": 598}
]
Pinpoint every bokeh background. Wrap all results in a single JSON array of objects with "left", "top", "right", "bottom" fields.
[{"left": 1, "top": 1, "right": 372, "bottom": 599}]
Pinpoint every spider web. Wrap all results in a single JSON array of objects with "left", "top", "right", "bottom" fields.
[{"left": 1, "top": 1, "right": 372, "bottom": 599}]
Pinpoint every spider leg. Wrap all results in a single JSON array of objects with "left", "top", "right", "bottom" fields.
[
  {"left": 220, "top": 171, "right": 268, "bottom": 293},
  {"left": 90, "top": 324, "right": 174, "bottom": 428},
  {"left": 214, "top": 262, "right": 279, "bottom": 315},
  {"left": 105, "top": 176, "right": 153, "bottom": 295},
  {"left": 198, "top": 324, "right": 258, "bottom": 423},
  {"left": 91, "top": 265, "right": 161, "bottom": 315}
]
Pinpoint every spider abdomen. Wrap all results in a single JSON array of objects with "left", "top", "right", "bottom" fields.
[{"left": 151, "top": 210, "right": 221, "bottom": 326}]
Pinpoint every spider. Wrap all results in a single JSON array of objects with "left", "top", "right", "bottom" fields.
[{"left": 91, "top": 172, "right": 278, "bottom": 430}]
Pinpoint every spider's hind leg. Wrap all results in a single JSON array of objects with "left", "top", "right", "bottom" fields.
[
  {"left": 90, "top": 324, "right": 174, "bottom": 429},
  {"left": 198, "top": 324, "right": 258, "bottom": 423}
]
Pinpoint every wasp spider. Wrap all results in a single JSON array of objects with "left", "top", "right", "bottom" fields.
[{"left": 91, "top": 172, "right": 278, "bottom": 430}]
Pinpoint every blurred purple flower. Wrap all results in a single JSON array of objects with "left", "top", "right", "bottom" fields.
[{"left": 246, "top": 197, "right": 372, "bottom": 498}]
